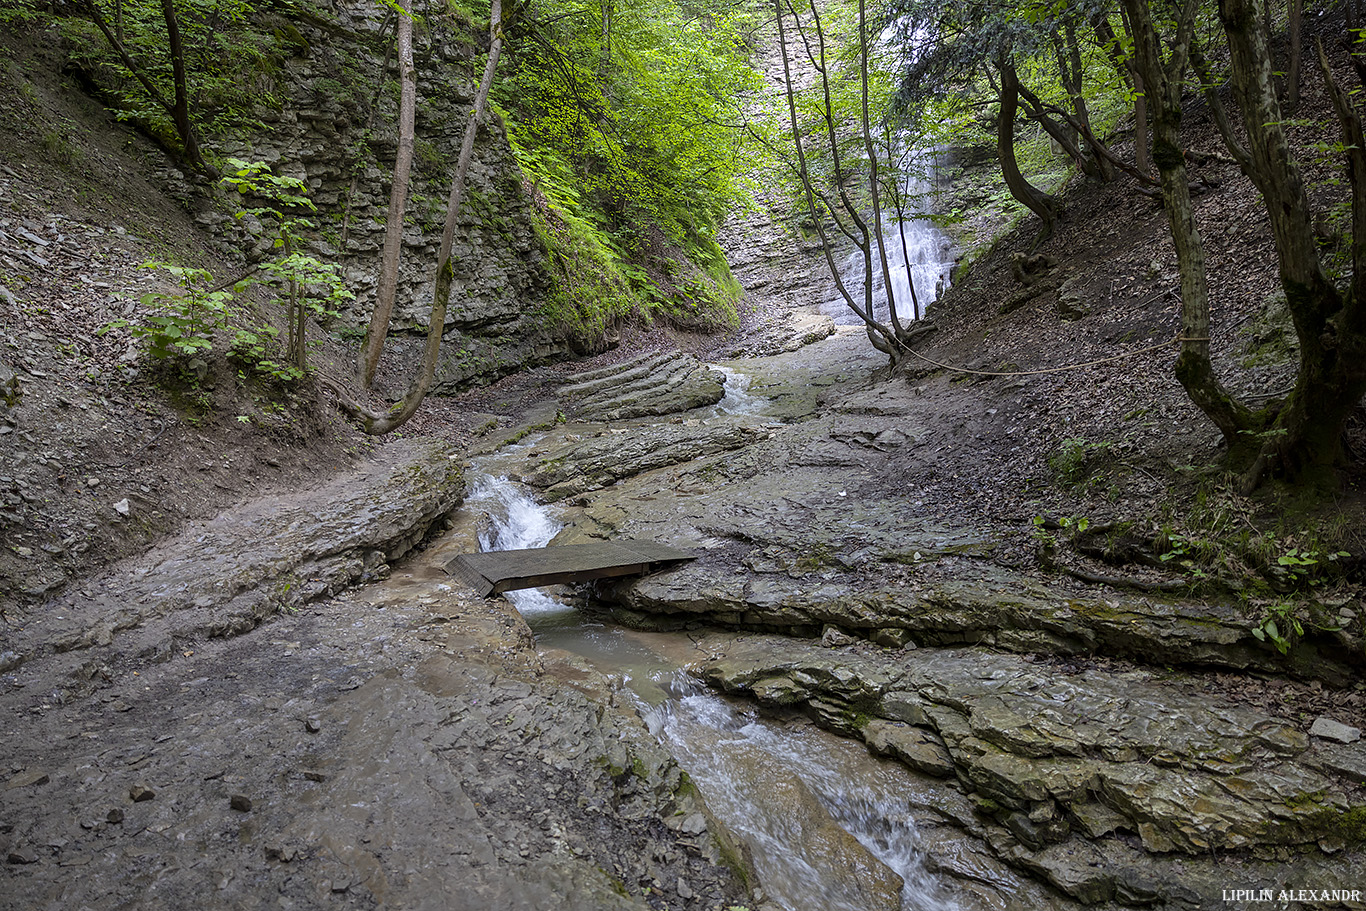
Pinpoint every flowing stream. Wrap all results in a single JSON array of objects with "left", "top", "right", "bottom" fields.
[{"left": 467, "top": 380, "right": 961, "bottom": 909}]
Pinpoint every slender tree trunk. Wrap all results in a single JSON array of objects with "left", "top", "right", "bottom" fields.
[
  {"left": 328, "top": 0, "right": 505, "bottom": 434},
  {"left": 777, "top": 0, "right": 900, "bottom": 357},
  {"left": 1064, "top": 22, "right": 1114, "bottom": 181},
  {"left": 359, "top": 0, "right": 415, "bottom": 388},
  {"left": 856, "top": 0, "right": 902, "bottom": 335},
  {"left": 1287, "top": 0, "right": 1303, "bottom": 106},
  {"left": 159, "top": 0, "right": 207, "bottom": 175},
  {"left": 1122, "top": 0, "right": 1253, "bottom": 444},
  {"left": 995, "top": 52, "right": 1058, "bottom": 240},
  {"left": 1133, "top": 69, "right": 1150, "bottom": 176},
  {"left": 885, "top": 125, "right": 921, "bottom": 321},
  {"left": 81, "top": 0, "right": 211, "bottom": 175},
  {"left": 1101, "top": 7, "right": 1151, "bottom": 176},
  {"left": 1190, "top": 36, "right": 1255, "bottom": 175}
]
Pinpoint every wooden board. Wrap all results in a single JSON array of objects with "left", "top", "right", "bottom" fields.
[{"left": 445, "top": 540, "right": 696, "bottom": 597}]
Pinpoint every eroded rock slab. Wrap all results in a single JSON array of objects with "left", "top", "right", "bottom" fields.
[
  {"left": 693, "top": 633, "right": 1366, "bottom": 909},
  {"left": 558, "top": 349, "right": 725, "bottom": 421},
  {"left": 522, "top": 421, "right": 770, "bottom": 502},
  {"left": 0, "top": 507, "right": 749, "bottom": 911},
  {"left": 0, "top": 441, "right": 463, "bottom": 680}
]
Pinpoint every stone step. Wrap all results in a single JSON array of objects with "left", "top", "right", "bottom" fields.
[{"left": 572, "top": 354, "right": 705, "bottom": 410}]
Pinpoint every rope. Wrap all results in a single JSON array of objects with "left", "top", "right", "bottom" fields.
[{"left": 900, "top": 336, "right": 1210, "bottom": 378}]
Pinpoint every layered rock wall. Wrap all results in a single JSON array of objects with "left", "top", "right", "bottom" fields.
[{"left": 195, "top": 0, "right": 564, "bottom": 391}]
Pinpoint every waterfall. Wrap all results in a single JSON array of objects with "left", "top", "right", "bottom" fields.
[
  {"left": 645, "top": 677, "right": 959, "bottom": 911},
  {"left": 468, "top": 474, "right": 574, "bottom": 625},
  {"left": 703, "top": 366, "right": 766, "bottom": 418},
  {"left": 824, "top": 147, "right": 955, "bottom": 328}
]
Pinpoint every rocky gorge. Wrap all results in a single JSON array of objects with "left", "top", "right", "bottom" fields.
[
  {"left": 3, "top": 1, "right": 1366, "bottom": 907},
  {"left": 6, "top": 317, "right": 1365, "bottom": 910}
]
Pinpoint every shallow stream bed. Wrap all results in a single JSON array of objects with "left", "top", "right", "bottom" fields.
[{"left": 463, "top": 467, "right": 1054, "bottom": 911}]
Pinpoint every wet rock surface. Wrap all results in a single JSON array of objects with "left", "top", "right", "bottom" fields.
[
  {"left": 695, "top": 632, "right": 1366, "bottom": 908},
  {"left": 688, "top": 633, "right": 1366, "bottom": 911},
  {"left": 557, "top": 349, "right": 726, "bottom": 422},
  {"left": 2, "top": 441, "right": 463, "bottom": 680},
  {"left": 479, "top": 327, "right": 1366, "bottom": 908},
  {"left": 0, "top": 447, "right": 749, "bottom": 911}
]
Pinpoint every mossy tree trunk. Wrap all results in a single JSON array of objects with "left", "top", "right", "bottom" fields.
[
  {"left": 1120, "top": 0, "right": 1366, "bottom": 490},
  {"left": 994, "top": 51, "right": 1059, "bottom": 243},
  {"left": 1123, "top": 0, "right": 1255, "bottom": 446},
  {"left": 1217, "top": 0, "right": 1366, "bottom": 488}
]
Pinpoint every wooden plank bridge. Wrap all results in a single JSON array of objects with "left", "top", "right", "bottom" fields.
[{"left": 445, "top": 540, "right": 696, "bottom": 598}]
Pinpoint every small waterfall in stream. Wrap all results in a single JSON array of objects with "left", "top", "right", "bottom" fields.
[
  {"left": 469, "top": 470, "right": 959, "bottom": 911},
  {"left": 704, "top": 366, "right": 766, "bottom": 418},
  {"left": 468, "top": 474, "right": 575, "bottom": 628},
  {"left": 824, "top": 148, "right": 955, "bottom": 328},
  {"left": 645, "top": 680, "right": 958, "bottom": 911}
]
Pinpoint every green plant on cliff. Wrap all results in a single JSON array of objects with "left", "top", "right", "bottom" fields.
[
  {"left": 101, "top": 263, "right": 231, "bottom": 374},
  {"left": 495, "top": 0, "right": 762, "bottom": 340},
  {"left": 220, "top": 158, "right": 352, "bottom": 373},
  {"left": 104, "top": 159, "right": 348, "bottom": 386}
]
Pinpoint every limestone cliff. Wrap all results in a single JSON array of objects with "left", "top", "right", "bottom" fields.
[{"left": 190, "top": 0, "right": 562, "bottom": 393}]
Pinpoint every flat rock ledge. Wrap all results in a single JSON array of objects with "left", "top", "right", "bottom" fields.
[
  {"left": 522, "top": 422, "right": 769, "bottom": 502},
  {"left": 0, "top": 441, "right": 464, "bottom": 683},
  {"left": 696, "top": 633, "right": 1366, "bottom": 910},
  {"left": 557, "top": 349, "right": 725, "bottom": 421},
  {"left": 603, "top": 561, "right": 1360, "bottom": 682}
]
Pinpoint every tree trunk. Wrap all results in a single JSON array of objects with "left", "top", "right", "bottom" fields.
[
  {"left": 328, "top": 0, "right": 505, "bottom": 434},
  {"left": 1098, "top": 8, "right": 1150, "bottom": 175},
  {"left": 995, "top": 52, "right": 1058, "bottom": 240},
  {"left": 1189, "top": 35, "right": 1255, "bottom": 175},
  {"left": 1133, "top": 69, "right": 1150, "bottom": 176},
  {"left": 1287, "top": 0, "right": 1303, "bottom": 107},
  {"left": 1219, "top": 0, "right": 1366, "bottom": 485},
  {"left": 82, "top": 0, "right": 211, "bottom": 175},
  {"left": 159, "top": 0, "right": 204, "bottom": 174},
  {"left": 857, "top": 0, "right": 903, "bottom": 335},
  {"left": 1058, "top": 22, "right": 1114, "bottom": 180},
  {"left": 1122, "top": 0, "right": 1254, "bottom": 444},
  {"left": 359, "top": 0, "right": 416, "bottom": 388},
  {"left": 775, "top": 0, "right": 900, "bottom": 358}
]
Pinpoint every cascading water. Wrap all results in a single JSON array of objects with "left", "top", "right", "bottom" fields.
[
  {"left": 645, "top": 678, "right": 959, "bottom": 911},
  {"left": 467, "top": 469, "right": 959, "bottom": 911},
  {"left": 467, "top": 473, "right": 576, "bottom": 628},
  {"left": 824, "top": 148, "right": 955, "bottom": 328},
  {"left": 704, "top": 365, "right": 766, "bottom": 418}
]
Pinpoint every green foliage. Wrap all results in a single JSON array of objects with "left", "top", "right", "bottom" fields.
[
  {"left": 104, "top": 159, "right": 350, "bottom": 385},
  {"left": 100, "top": 263, "right": 229, "bottom": 372},
  {"left": 497, "top": 0, "right": 761, "bottom": 338},
  {"left": 1049, "top": 437, "right": 1110, "bottom": 484},
  {"left": 221, "top": 158, "right": 353, "bottom": 371},
  {"left": 1250, "top": 600, "right": 1302, "bottom": 655},
  {"left": 0, "top": 0, "right": 43, "bottom": 26},
  {"left": 500, "top": 0, "right": 762, "bottom": 243},
  {"left": 1275, "top": 547, "right": 1350, "bottom": 586},
  {"left": 54, "top": 0, "right": 290, "bottom": 142},
  {"left": 1157, "top": 532, "right": 1213, "bottom": 581}
]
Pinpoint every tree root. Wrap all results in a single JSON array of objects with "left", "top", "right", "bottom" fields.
[{"left": 1062, "top": 564, "right": 1189, "bottom": 593}]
